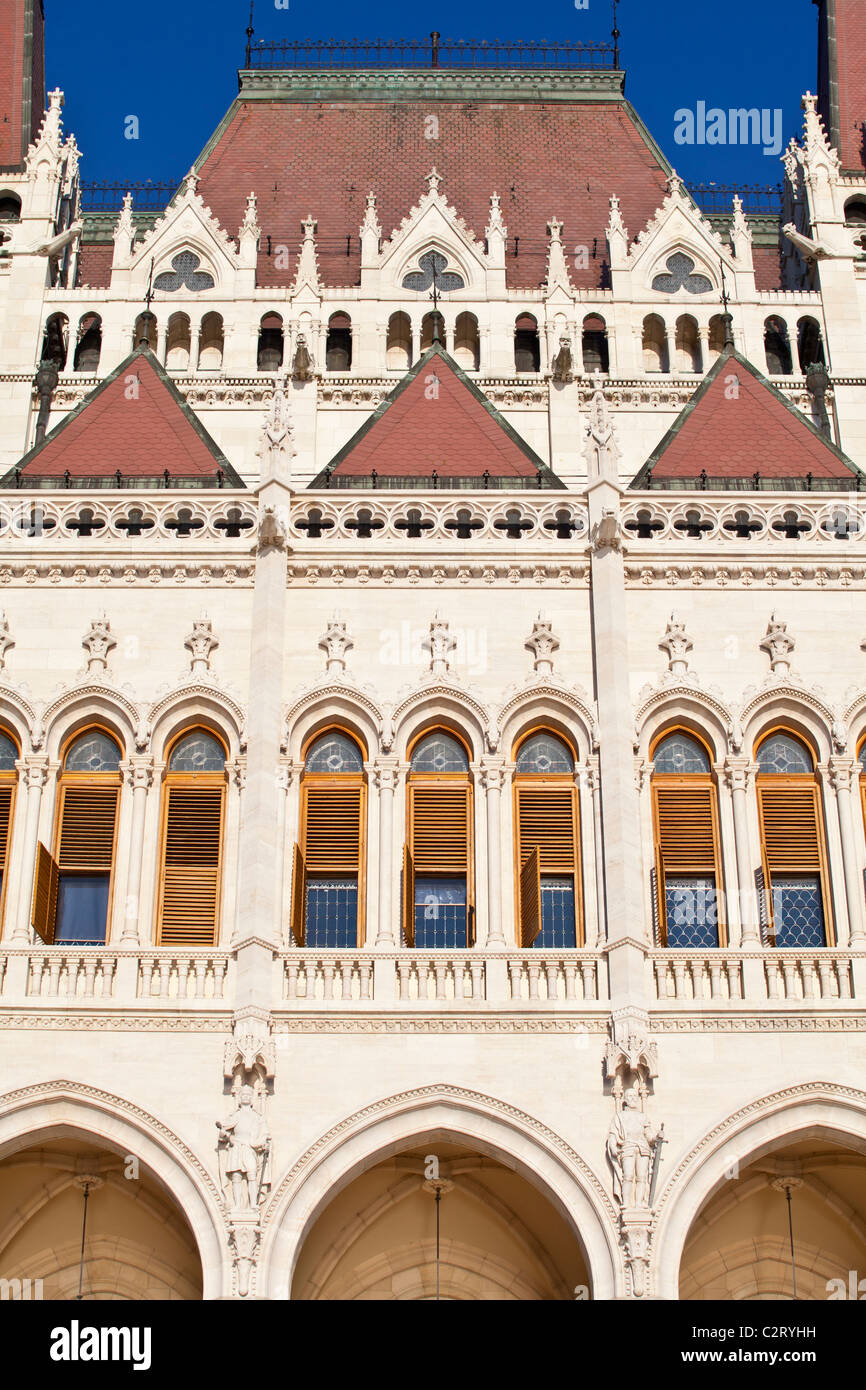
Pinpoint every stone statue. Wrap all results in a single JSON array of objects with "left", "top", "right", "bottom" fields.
[
  {"left": 606, "top": 1086, "right": 663, "bottom": 1209},
  {"left": 217, "top": 1085, "right": 271, "bottom": 1210},
  {"left": 292, "top": 333, "right": 314, "bottom": 382},
  {"left": 552, "top": 335, "right": 574, "bottom": 383}
]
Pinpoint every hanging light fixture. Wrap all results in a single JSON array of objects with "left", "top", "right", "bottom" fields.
[
  {"left": 72, "top": 1174, "right": 104, "bottom": 1300},
  {"left": 771, "top": 1174, "right": 804, "bottom": 1300},
  {"left": 423, "top": 1175, "right": 454, "bottom": 1301}
]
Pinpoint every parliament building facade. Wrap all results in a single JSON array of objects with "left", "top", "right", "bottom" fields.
[{"left": 1, "top": 0, "right": 866, "bottom": 1301}]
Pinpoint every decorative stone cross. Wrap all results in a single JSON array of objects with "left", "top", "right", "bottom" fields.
[
  {"left": 659, "top": 612, "right": 692, "bottom": 677},
  {"left": 319, "top": 616, "right": 353, "bottom": 677},
  {"left": 760, "top": 613, "right": 795, "bottom": 676},
  {"left": 185, "top": 612, "right": 218, "bottom": 676},
  {"left": 82, "top": 614, "right": 116, "bottom": 675},
  {"left": 423, "top": 613, "right": 456, "bottom": 677},
  {"left": 525, "top": 615, "right": 560, "bottom": 677}
]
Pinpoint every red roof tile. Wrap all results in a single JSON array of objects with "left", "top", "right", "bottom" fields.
[
  {"left": 76, "top": 242, "right": 114, "bottom": 289},
  {"left": 196, "top": 95, "right": 671, "bottom": 289},
  {"left": 828, "top": 0, "right": 866, "bottom": 170},
  {"left": 633, "top": 348, "right": 860, "bottom": 485},
  {"left": 324, "top": 344, "right": 557, "bottom": 482},
  {"left": 11, "top": 347, "right": 242, "bottom": 484}
]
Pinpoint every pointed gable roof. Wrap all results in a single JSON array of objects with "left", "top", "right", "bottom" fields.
[
  {"left": 316, "top": 344, "right": 562, "bottom": 487},
  {"left": 3, "top": 347, "right": 243, "bottom": 487},
  {"left": 631, "top": 347, "right": 862, "bottom": 490}
]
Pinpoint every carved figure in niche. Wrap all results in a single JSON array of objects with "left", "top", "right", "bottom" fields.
[
  {"left": 606, "top": 1085, "right": 664, "bottom": 1209},
  {"left": 217, "top": 1085, "right": 271, "bottom": 1210}
]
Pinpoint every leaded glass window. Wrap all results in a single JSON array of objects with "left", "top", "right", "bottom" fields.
[
  {"left": 771, "top": 875, "right": 825, "bottom": 947},
  {"left": 410, "top": 732, "right": 469, "bottom": 774},
  {"left": 64, "top": 730, "right": 121, "bottom": 773},
  {"left": 651, "top": 252, "right": 713, "bottom": 295},
  {"left": 305, "top": 878, "right": 358, "bottom": 948},
  {"left": 653, "top": 733, "right": 710, "bottom": 775},
  {"left": 532, "top": 876, "right": 577, "bottom": 949},
  {"left": 757, "top": 733, "right": 813, "bottom": 776},
  {"left": 169, "top": 731, "right": 225, "bottom": 773},
  {"left": 414, "top": 876, "right": 467, "bottom": 948},
  {"left": 663, "top": 876, "right": 719, "bottom": 948},
  {"left": 153, "top": 251, "right": 215, "bottom": 293},
  {"left": 859, "top": 744, "right": 866, "bottom": 773},
  {"left": 305, "top": 732, "right": 363, "bottom": 773},
  {"left": 516, "top": 733, "right": 574, "bottom": 775},
  {"left": 0, "top": 732, "right": 17, "bottom": 771}
]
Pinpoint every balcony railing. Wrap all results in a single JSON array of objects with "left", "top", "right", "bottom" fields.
[
  {"left": 688, "top": 183, "right": 783, "bottom": 215},
  {"left": 79, "top": 180, "right": 180, "bottom": 212},
  {"left": 244, "top": 35, "right": 617, "bottom": 71}
]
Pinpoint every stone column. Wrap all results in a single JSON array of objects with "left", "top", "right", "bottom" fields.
[
  {"left": 480, "top": 758, "right": 506, "bottom": 946},
  {"left": 12, "top": 757, "right": 49, "bottom": 941},
  {"left": 829, "top": 756, "right": 866, "bottom": 945},
  {"left": 587, "top": 756, "right": 605, "bottom": 948},
  {"left": 190, "top": 323, "right": 201, "bottom": 374},
  {"left": 156, "top": 322, "right": 167, "bottom": 365},
  {"left": 373, "top": 759, "right": 399, "bottom": 946},
  {"left": 119, "top": 757, "right": 153, "bottom": 945},
  {"left": 634, "top": 757, "right": 656, "bottom": 942},
  {"left": 724, "top": 758, "right": 759, "bottom": 945},
  {"left": 697, "top": 324, "right": 709, "bottom": 373},
  {"left": 604, "top": 324, "right": 617, "bottom": 374},
  {"left": 577, "top": 762, "right": 599, "bottom": 948},
  {"left": 664, "top": 323, "right": 676, "bottom": 374}
]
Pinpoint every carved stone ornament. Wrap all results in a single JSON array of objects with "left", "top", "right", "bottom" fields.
[
  {"left": 216, "top": 1084, "right": 272, "bottom": 1213},
  {"left": 257, "top": 503, "right": 288, "bottom": 554},
  {"left": 0, "top": 612, "right": 13, "bottom": 670},
  {"left": 82, "top": 613, "right": 116, "bottom": 675},
  {"left": 659, "top": 611, "right": 692, "bottom": 677},
  {"left": 257, "top": 376, "right": 295, "bottom": 480},
  {"left": 525, "top": 615, "right": 560, "bottom": 677},
  {"left": 422, "top": 613, "right": 456, "bottom": 677},
  {"left": 228, "top": 1214, "right": 261, "bottom": 1298},
  {"left": 292, "top": 332, "right": 314, "bottom": 382},
  {"left": 606, "top": 1086, "right": 665, "bottom": 1213},
  {"left": 760, "top": 612, "right": 795, "bottom": 676},
  {"left": 589, "top": 509, "right": 621, "bottom": 554},
  {"left": 319, "top": 615, "right": 353, "bottom": 677},
  {"left": 184, "top": 611, "right": 218, "bottom": 676},
  {"left": 552, "top": 335, "right": 574, "bottom": 384}
]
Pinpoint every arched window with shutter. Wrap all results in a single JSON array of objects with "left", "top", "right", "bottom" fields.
[
  {"left": 32, "top": 727, "right": 122, "bottom": 945},
  {"left": 155, "top": 729, "right": 227, "bottom": 946},
  {"left": 651, "top": 730, "right": 724, "bottom": 947},
  {"left": 403, "top": 729, "right": 474, "bottom": 948},
  {"left": 0, "top": 730, "right": 20, "bottom": 932},
  {"left": 859, "top": 739, "right": 866, "bottom": 837},
  {"left": 291, "top": 729, "right": 366, "bottom": 947},
  {"left": 755, "top": 729, "right": 832, "bottom": 946},
  {"left": 513, "top": 730, "right": 581, "bottom": 949}
]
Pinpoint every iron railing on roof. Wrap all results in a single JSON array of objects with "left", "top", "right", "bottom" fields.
[
  {"left": 687, "top": 183, "right": 783, "bottom": 215},
  {"left": 244, "top": 34, "right": 617, "bottom": 71},
  {"left": 79, "top": 180, "right": 181, "bottom": 212}
]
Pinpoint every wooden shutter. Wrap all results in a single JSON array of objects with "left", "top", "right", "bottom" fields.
[
  {"left": 290, "top": 844, "right": 306, "bottom": 946},
  {"left": 757, "top": 780, "right": 830, "bottom": 940},
  {"left": 402, "top": 844, "right": 415, "bottom": 947},
  {"left": 156, "top": 784, "right": 223, "bottom": 946},
  {"left": 31, "top": 841, "right": 58, "bottom": 944},
  {"left": 515, "top": 786, "right": 576, "bottom": 872},
  {"left": 57, "top": 785, "right": 118, "bottom": 869},
  {"left": 653, "top": 779, "right": 723, "bottom": 940},
  {"left": 302, "top": 783, "right": 362, "bottom": 873},
  {"left": 0, "top": 784, "right": 12, "bottom": 872},
  {"left": 518, "top": 845, "right": 541, "bottom": 947},
  {"left": 409, "top": 783, "right": 470, "bottom": 874}
]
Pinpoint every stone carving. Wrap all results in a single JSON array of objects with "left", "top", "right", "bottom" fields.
[
  {"left": 257, "top": 376, "right": 295, "bottom": 481},
  {"left": 589, "top": 509, "right": 622, "bottom": 554},
  {"left": 583, "top": 389, "right": 621, "bottom": 482},
  {"left": 525, "top": 615, "right": 560, "bottom": 677},
  {"left": 422, "top": 613, "right": 456, "bottom": 677},
  {"left": 760, "top": 613, "right": 795, "bottom": 676},
  {"left": 184, "top": 612, "right": 218, "bottom": 675},
  {"left": 257, "top": 503, "right": 288, "bottom": 554},
  {"left": 82, "top": 614, "right": 115, "bottom": 675},
  {"left": 551, "top": 335, "right": 574, "bottom": 384},
  {"left": 659, "top": 612, "right": 692, "bottom": 677},
  {"left": 319, "top": 616, "right": 353, "bottom": 677},
  {"left": 0, "top": 613, "right": 13, "bottom": 670},
  {"left": 292, "top": 332, "right": 314, "bottom": 382},
  {"left": 228, "top": 1218, "right": 261, "bottom": 1298},
  {"left": 216, "top": 1085, "right": 271, "bottom": 1211},
  {"left": 606, "top": 1086, "right": 664, "bottom": 1210}
]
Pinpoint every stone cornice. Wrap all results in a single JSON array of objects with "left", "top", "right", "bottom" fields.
[{"left": 237, "top": 69, "right": 626, "bottom": 104}]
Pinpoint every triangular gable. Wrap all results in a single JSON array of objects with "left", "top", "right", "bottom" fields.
[
  {"left": 3, "top": 347, "right": 243, "bottom": 487},
  {"left": 631, "top": 347, "right": 863, "bottom": 489},
  {"left": 316, "top": 345, "right": 562, "bottom": 487}
]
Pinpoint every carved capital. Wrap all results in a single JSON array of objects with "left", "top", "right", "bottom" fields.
[
  {"left": 121, "top": 757, "right": 154, "bottom": 792},
  {"left": 372, "top": 759, "right": 400, "bottom": 793}
]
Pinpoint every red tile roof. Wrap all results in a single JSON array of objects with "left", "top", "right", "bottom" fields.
[
  {"left": 752, "top": 245, "right": 784, "bottom": 292},
  {"left": 0, "top": 0, "right": 44, "bottom": 166},
  {"left": 76, "top": 242, "right": 114, "bottom": 289},
  {"left": 323, "top": 344, "right": 559, "bottom": 483},
  {"left": 830, "top": 0, "right": 866, "bottom": 170},
  {"left": 196, "top": 95, "right": 672, "bottom": 289},
  {"left": 9, "top": 347, "right": 242, "bottom": 485},
  {"left": 632, "top": 348, "right": 860, "bottom": 486}
]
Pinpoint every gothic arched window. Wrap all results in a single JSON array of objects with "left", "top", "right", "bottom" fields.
[
  {"left": 513, "top": 730, "right": 581, "bottom": 949},
  {"left": 755, "top": 729, "right": 831, "bottom": 946},
  {"left": 32, "top": 727, "right": 122, "bottom": 944},
  {"left": 156, "top": 728, "right": 227, "bottom": 946},
  {"left": 291, "top": 728, "right": 366, "bottom": 947},
  {"left": 325, "top": 313, "right": 352, "bottom": 372},
  {"left": 404, "top": 729, "right": 473, "bottom": 948},
  {"left": 764, "top": 316, "right": 792, "bottom": 376},
  {"left": 514, "top": 314, "right": 540, "bottom": 373},
  {"left": 73, "top": 313, "right": 102, "bottom": 373},
  {"left": 651, "top": 729, "right": 724, "bottom": 947}
]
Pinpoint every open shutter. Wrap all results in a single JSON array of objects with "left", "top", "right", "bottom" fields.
[
  {"left": 653, "top": 779, "right": 723, "bottom": 941},
  {"left": 157, "top": 784, "right": 223, "bottom": 946},
  {"left": 290, "top": 843, "right": 306, "bottom": 946},
  {"left": 402, "top": 844, "right": 415, "bottom": 947},
  {"left": 757, "top": 781, "right": 829, "bottom": 940},
  {"left": 515, "top": 786, "right": 576, "bottom": 872},
  {"left": 0, "top": 784, "right": 12, "bottom": 873},
  {"left": 57, "top": 785, "right": 118, "bottom": 869},
  {"left": 31, "top": 841, "right": 59, "bottom": 944},
  {"left": 303, "top": 783, "right": 361, "bottom": 874},
  {"left": 518, "top": 845, "right": 542, "bottom": 947}
]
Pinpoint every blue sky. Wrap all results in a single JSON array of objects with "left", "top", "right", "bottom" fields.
[{"left": 48, "top": 0, "right": 817, "bottom": 191}]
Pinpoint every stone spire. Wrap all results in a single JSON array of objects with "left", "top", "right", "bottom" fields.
[
  {"left": 291, "top": 216, "right": 322, "bottom": 296},
  {"left": 256, "top": 377, "right": 296, "bottom": 484}
]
